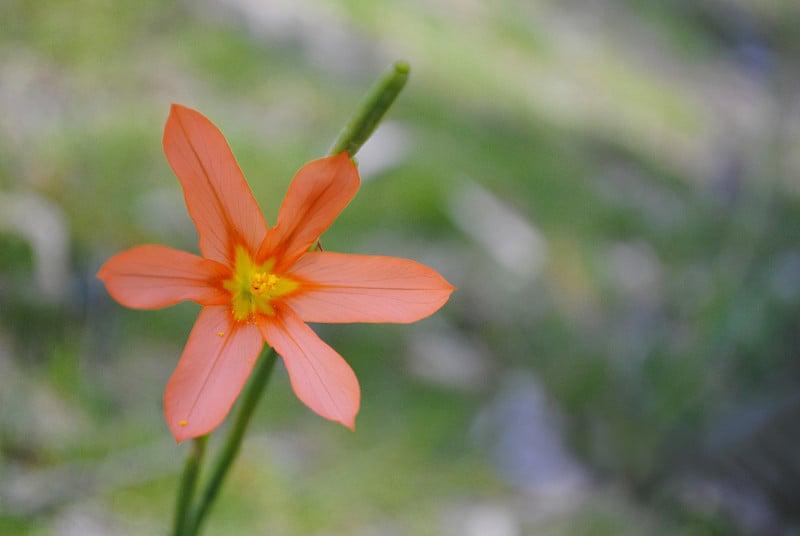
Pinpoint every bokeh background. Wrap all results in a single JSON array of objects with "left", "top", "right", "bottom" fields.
[{"left": 3, "top": 1, "right": 800, "bottom": 534}]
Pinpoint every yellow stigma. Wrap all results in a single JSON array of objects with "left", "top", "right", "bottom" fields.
[{"left": 223, "top": 245, "right": 300, "bottom": 322}]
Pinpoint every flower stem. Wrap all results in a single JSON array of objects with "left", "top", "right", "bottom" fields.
[
  {"left": 183, "top": 347, "right": 278, "bottom": 536},
  {"left": 328, "top": 60, "right": 410, "bottom": 157},
  {"left": 172, "top": 436, "right": 207, "bottom": 536}
]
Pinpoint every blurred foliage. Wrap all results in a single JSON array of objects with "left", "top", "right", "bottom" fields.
[{"left": 2, "top": 0, "right": 800, "bottom": 534}]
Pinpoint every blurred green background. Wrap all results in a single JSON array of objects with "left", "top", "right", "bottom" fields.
[{"left": 3, "top": 0, "right": 800, "bottom": 534}]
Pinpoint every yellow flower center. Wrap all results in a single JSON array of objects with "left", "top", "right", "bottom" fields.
[{"left": 223, "top": 246, "right": 299, "bottom": 321}]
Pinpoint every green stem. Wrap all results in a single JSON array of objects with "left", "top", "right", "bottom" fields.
[
  {"left": 184, "top": 348, "right": 278, "bottom": 536},
  {"left": 172, "top": 436, "right": 207, "bottom": 536},
  {"left": 328, "top": 60, "right": 410, "bottom": 157}
]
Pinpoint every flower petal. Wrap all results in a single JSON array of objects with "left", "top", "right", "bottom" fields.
[
  {"left": 258, "top": 153, "right": 359, "bottom": 271},
  {"left": 163, "top": 104, "right": 267, "bottom": 265},
  {"left": 97, "top": 245, "right": 230, "bottom": 309},
  {"left": 164, "top": 305, "right": 264, "bottom": 442},
  {"left": 285, "top": 252, "right": 456, "bottom": 323},
  {"left": 258, "top": 307, "right": 359, "bottom": 429}
]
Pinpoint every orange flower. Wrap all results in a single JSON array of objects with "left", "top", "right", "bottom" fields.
[{"left": 97, "top": 105, "right": 455, "bottom": 442}]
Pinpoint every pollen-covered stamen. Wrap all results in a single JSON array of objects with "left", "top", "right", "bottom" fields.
[{"left": 249, "top": 272, "right": 280, "bottom": 295}]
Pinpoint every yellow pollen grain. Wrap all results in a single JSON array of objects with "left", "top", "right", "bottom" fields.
[
  {"left": 217, "top": 331, "right": 225, "bottom": 337},
  {"left": 179, "top": 420, "right": 188, "bottom": 427}
]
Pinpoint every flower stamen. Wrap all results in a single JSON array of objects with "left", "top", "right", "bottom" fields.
[
  {"left": 223, "top": 246, "right": 300, "bottom": 322},
  {"left": 249, "top": 272, "right": 279, "bottom": 295}
]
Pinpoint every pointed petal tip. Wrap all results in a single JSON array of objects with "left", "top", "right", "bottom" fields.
[
  {"left": 341, "top": 417, "right": 356, "bottom": 431},
  {"left": 165, "top": 409, "right": 213, "bottom": 443},
  {"left": 167, "top": 104, "right": 204, "bottom": 125},
  {"left": 166, "top": 406, "right": 225, "bottom": 443},
  {"left": 330, "top": 408, "right": 357, "bottom": 430},
  {"left": 166, "top": 103, "right": 187, "bottom": 125},
  {"left": 171, "top": 430, "right": 189, "bottom": 445},
  {"left": 322, "top": 409, "right": 357, "bottom": 431},
  {"left": 169, "top": 102, "right": 190, "bottom": 115},
  {"left": 169, "top": 421, "right": 207, "bottom": 444}
]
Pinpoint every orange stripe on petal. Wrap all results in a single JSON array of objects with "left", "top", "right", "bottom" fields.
[
  {"left": 259, "top": 307, "right": 359, "bottom": 429},
  {"left": 97, "top": 245, "right": 230, "bottom": 309},
  {"left": 164, "top": 306, "right": 264, "bottom": 443},
  {"left": 285, "top": 252, "right": 455, "bottom": 323},
  {"left": 258, "top": 153, "right": 359, "bottom": 270},
  {"left": 163, "top": 104, "right": 267, "bottom": 265}
]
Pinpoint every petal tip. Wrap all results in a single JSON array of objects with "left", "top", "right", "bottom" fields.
[
  {"left": 342, "top": 417, "right": 357, "bottom": 431},
  {"left": 169, "top": 102, "right": 190, "bottom": 115},
  {"left": 164, "top": 103, "right": 197, "bottom": 131},
  {"left": 171, "top": 430, "right": 196, "bottom": 445},
  {"left": 167, "top": 415, "right": 211, "bottom": 444},
  {"left": 332, "top": 409, "right": 357, "bottom": 431}
]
